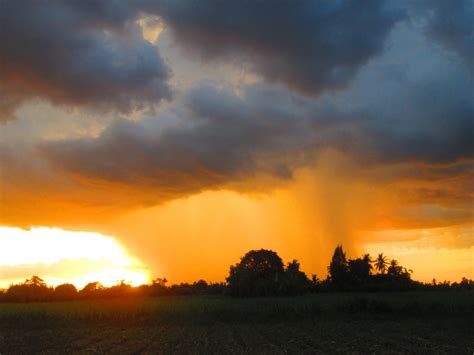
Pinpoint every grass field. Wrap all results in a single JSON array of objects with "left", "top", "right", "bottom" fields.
[{"left": 0, "top": 291, "right": 472, "bottom": 354}]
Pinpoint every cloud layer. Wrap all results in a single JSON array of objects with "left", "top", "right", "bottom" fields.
[
  {"left": 3, "top": 0, "right": 470, "bottom": 120},
  {"left": 415, "top": 0, "right": 474, "bottom": 70},
  {"left": 148, "top": 0, "right": 404, "bottom": 95},
  {"left": 40, "top": 20, "right": 474, "bottom": 199},
  {"left": 1, "top": 1, "right": 472, "bottom": 230},
  {"left": 0, "top": 1, "right": 171, "bottom": 121}
]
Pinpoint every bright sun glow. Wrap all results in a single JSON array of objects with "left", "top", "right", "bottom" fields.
[{"left": 0, "top": 227, "right": 150, "bottom": 288}]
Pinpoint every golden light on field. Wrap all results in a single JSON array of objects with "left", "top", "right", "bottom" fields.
[{"left": 0, "top": 227, "right": 150, "bottom": 289}]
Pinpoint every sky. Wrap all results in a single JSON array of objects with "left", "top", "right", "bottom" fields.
[{"left": 0, "top": 0, "right": 472, "bottom": 287}]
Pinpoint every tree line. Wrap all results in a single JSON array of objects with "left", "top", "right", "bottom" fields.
[
  {"left": 0, "top": 245, "right": 472, "bottom": 302},
  {"left": 226, "top": 246, "right": 472, "bottom": 296}
]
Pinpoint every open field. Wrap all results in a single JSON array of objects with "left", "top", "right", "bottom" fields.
[{"left": 0, "top": 291, "right": 472, "bottom": 354}]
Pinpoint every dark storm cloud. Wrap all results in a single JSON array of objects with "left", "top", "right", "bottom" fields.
[
  {"left": 2, "top": 0, "right": 472, "bottom": 124},
  {"left": 360, "top": 71, "right": 474, "bottom": 165},
  {"left": 0, "top": 1, "right": 171, "bottom": 121},
  {"left": 143, "top": 0, "right": 404, "bottom": 95}
]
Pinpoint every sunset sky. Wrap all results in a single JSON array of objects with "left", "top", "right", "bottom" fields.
[{"left": 0, "top": 1, "right": 472, "bottom": 288}]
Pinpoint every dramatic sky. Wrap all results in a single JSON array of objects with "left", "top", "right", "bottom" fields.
[{"left": 0, "top": 0, "right": 472, "bottom": 287}]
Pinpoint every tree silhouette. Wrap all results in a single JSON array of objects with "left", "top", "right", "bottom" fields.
[
  {"left": 153, "top": 278, "right": 168, "bottom": 287},
  {"left": 383, "top": 259, "right": 414, "bottom": 286},
  {"left": 387, "top": 259, "right": 401, "bottom": 277},
  {"left": 227, "top": 249, "right": 284, "bottom": 296},
  {"left": 24, "top": 275, "right": 47, "bottom": 287},
  {"left": 6, "top": 275, "right": 52, "bottom": 302},
  {"left": 283, "top": 259, "right": 311, "bottom": 295},
  {"left": 79, "top": 281, "right": 104, "bottom": 298},
  {"left": 328, "top": 245, "right": 349, "bottom": 286},
  {"left": 348, "top": 254, "right": 372, "bottom": 285},
  {"left": 103, "top": 280, "right": 134, "bottom": 298},
  {"left": 149, "top": 278, "right": 169, "bottom": 296},
  {"left": 192, "top": 280, "right": 209, "bottom": 294},
  {"left": 54, "top": 283, "right": 77, "bottom": 300},
  {"left": 362, "top": 254, "right": 373, "bottom": 269},
  {"left": 374, "top": 253, "right": 389, "bottom": 274}
]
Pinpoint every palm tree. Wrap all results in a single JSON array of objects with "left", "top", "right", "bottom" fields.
[
  {"left": 388, "top": 259, "right": 402, "bottom": 277},
  {"left": 374, "top": 253, "right": 388, "bottom": 274},
  {"left": 362, "top": 254, "right": 373, "bottom": 271}
]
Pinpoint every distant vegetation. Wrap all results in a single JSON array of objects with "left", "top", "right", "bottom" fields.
[{"left": 1, "top": 245, "right": 472, "bottom": 302}]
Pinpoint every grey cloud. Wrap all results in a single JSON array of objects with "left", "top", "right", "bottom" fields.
[
  {"left": 40, "top": 84, "right": 319, "bottom": 198},
  {"left": 0, "top": 1, "right": 171, "bottom": 121},
  {"left": 0, "top": 88, "right": 22, "bottom": 122},
  {"left": 322, "top": 22, "right": 474, "bottom": 165},
  {"left": 414, "top": 0, "right": 474, "bottom": 70},
  {"left": 143, "top": 0, "right": 404, "bottom": 95},
  {"left": 361, "top": 73, "right": 474, "bottom": 164},
  {"left": 3, "top": 0, "right": 471, "bottom": 126}
]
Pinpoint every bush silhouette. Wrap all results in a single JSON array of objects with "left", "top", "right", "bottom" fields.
[
  {"left": 79, "top": 281, "right": 104, "bottom": 298},
  {"left": 54, "top": 283, "right": 77, "bottom": 301},
  {"left": 347, "top": 254, "right": 372, "bottom": 287},
  {"left": 6, "top": 276, "right": 53, "bottom": 302}
]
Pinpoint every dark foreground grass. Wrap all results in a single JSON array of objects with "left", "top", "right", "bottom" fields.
[{"left": 0, "top": 291, "right": 472, "bottom": 354}]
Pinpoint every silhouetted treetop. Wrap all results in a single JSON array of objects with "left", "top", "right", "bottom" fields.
[
  {"left": 375, "top": 253, "right": 389, "bottom": 274},
  {"left": 24, "top": 275, "right": 47, "bottom": 288},
  {"left": 348, "top": 255, "right": 372, "bottom": 283},
  {"left": 328, "top": 245, "right": 349, "bottom": 285},
  {"left": 238, "top": 249, "right": 284, "bottom": 275},
  {"left": 226, "top": 250, "right": 313, "bottom": 297},
  {"left": 227, "top": 249, "right": 285, "bottom": 297},
  {"left": 283, "top": 260, "right": 312, "bottom": 295}
]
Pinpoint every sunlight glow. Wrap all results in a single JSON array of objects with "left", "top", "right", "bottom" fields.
[
  {"left": 137, "top": 16, "right": 163, "bottom": 43},
  {"left": 0, "top": 227, "right": 150, "bottom": 288}
]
